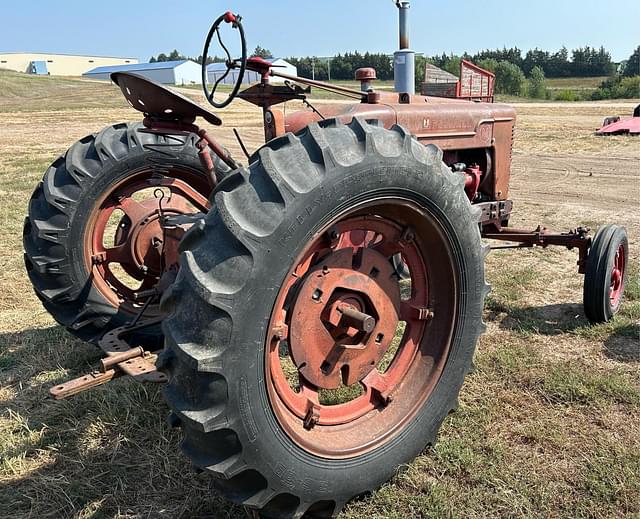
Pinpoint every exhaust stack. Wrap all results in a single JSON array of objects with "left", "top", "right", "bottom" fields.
[{"left": 394, "top": 0, "right": 415, "bottom": 95}]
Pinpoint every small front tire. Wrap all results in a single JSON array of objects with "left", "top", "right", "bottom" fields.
[{"left": 583, "top": 224, "right": 628, "bottom": 323}]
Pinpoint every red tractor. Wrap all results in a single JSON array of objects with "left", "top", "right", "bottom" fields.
[{"left": 24, "top": 7, "right": 629, "bottom": 518}]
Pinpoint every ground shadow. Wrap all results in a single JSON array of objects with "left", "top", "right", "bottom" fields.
[
  {"left": 486, "top": 301, "right": 640, "bottom": 363},
  {"left": 0, "top": 326, "right": 247, "bottom": 519},
  {"left": 487, "top": 302, "right": 588, "bottom": 335},
  {"left": 603, "top": 324, "right": 640, "bottom": 362}
]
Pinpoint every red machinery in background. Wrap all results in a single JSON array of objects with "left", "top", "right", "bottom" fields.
[{"left": 422, "top": 59, "right": 495, "bottom": 103}]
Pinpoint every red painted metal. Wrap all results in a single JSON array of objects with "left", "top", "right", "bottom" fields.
[
  {"left": 456, "top": 60, "right": 495, "bottom": 103},
  {"left": 596, "top": 116, "right": 640, "bottom": 136},
  {"left": 355, "top": 67, "right": 377, "bottom": 92},
  {"left": 288, "top": 247, "right": 400, "bottom": 389},
  {"left": 84, "top": 169, "right": 211, "bottom": 314},
  {"left": 112, "top": 72, "right": 222, "bottom": 126},
  {"left": 280, "top": 96, "right": 515, "bottom": 202},
  {"left": 265, "top": 208, "right": 451, "bottom": 457},
  {"left": 464, "top": 164, "right": 482, "bottom": 201},
  {"left": 610, "top": 244, "right": 626, "bottom": 307},
  {"left": 482, "top": 225, "right": 592, "bottom": 274},
  {"left": 422, "top": 60, "right": 494, "bottom": 103},
  {"left": 265, "top": 196, "right": 464, "bottom": 458}
]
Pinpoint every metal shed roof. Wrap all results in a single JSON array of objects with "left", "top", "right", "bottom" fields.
[{"left": 84, "top": 60, "right": 190, "bottom": 75}]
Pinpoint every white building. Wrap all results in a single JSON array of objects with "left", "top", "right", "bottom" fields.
[
  {"left": 0, "top": 52, "right": 137, "bottom": 76},
  {"left": 207, "top": 58, "right": 297, "bottom": 86},
  {"left": 83, "top": 60, "right": 201, "bottom": 85}
]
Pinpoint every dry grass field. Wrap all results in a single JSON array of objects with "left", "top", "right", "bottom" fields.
[{"left": 0, "top": 70, "right": 638, "bottom": 519}]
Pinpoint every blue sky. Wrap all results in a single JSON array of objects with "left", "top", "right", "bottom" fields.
[{"left": 1, "top": 0, "right": 638, "bottom": 61}]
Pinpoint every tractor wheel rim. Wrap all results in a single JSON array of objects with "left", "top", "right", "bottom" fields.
[
  {"left": 265, "top": 199, "right": 458, "bottom": 458},
  {"left": 610, "top": 244, "right": 625, "bottom": 308},
  {"left": 84, "top": 166, "right": 211, "bottom": 315}
]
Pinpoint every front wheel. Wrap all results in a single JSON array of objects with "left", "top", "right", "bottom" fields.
[
  {"left": 160, "top": 118, "right": 489, "bottom": 517},
  {"left": 583, "top": 224, "right": 629, "bottom": 323}
]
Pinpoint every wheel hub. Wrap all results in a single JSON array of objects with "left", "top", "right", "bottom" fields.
[
  {"left": 115, "top": 200, "right": 187, "bottom": 279},
  {"left": 289, "top": 247, "right": 400, "bottom": 389},
  {"left": 87, "top": 172, "right": 211, "bottom": 310}
]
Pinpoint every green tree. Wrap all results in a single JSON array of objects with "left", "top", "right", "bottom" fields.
[
  {"left": 167, "top": 49, "right": 187, "bottom": 62},
  {"left": 623, "top": 46, "right": 640, "bottom": 77},
  {"left": 442, "top": 56, "right": 461, "bottom": 76},
  {"left": 478, "top": 58, "right": 498, "bottom": 73},
  {"left": 528, "top": 65, "right": 546, "bottom": 98},
  {"left": 494, "top": 61, "right": 526, "bottom": 96},
  {"left": 253, "top": 46, "right": 273, "bottom": 59}
]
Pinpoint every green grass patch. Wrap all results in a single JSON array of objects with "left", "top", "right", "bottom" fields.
[
  {"left": 541, "top": 363, "right": 640, "bottom": 406},
  {"left": 624, "top": 262, "right": 640, "bottom": 301},
  {"left": 580, "top": 445, "right": 640, "bottom": 508},
  {"left": 573, "top": 315, "right": 639, "bottom": 342}
]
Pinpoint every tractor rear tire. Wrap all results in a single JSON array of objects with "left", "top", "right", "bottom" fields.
[
  {"left": 23, "top": 122, "right": 218, "bottom": 346},
  {"left": 160, "top": 118, "right": 489, "bottom": 518},
  {"left": 583, "top": 224, "right": 628, "bottom": 323}
]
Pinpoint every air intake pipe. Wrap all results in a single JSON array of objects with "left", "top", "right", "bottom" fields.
[{"left": 394, "top": 0, "right": 415, "bottom": 95}]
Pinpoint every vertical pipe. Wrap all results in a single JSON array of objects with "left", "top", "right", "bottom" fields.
[
  {"left": 398, "top": 0, "right": 410, "bottom": 49},
  {"left": 394, "top": 0, "right": 415, "bottom": 94}
]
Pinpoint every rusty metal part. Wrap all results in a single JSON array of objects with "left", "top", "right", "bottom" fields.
[
  {"left": 269, "top": 69, "right": 366, "bottom": 99},
  {"left": 464, "top": 164, "right": 482, "bottom": 201},
  {"left": 83, "top": 169, "right": 210, "bottom": 316},
  {"left": 280, "top": 96, "right": 515, "bottom": 202},
  {"left": 240, "top": 57, "right": 514, "bottom": 202},
  {"left": 100, "top": 346, "right": 145, "bottom": 371},
  {"left": 233, "top": 128, "right": 251, "bottom": 160},
  {"left": 264, "top": 109, "right": 286, "bottom": 142},
  {"left": 49, "top": 371, "right": 118, "bottom": 400},
  {"left": 141, "top": 117, "right": 242, "bottom": 172},
  {"left": 50, "top": 318, "right": 168, "bottom": 400},
  {"left": 288, "top": 247, "right": 400, "bottom": 388},
  {"left": 355, "top": 67, "right": 377, "bottom": 92},
  {"left": 477, "top": 200, "right": 513, "bottom": 226},
  {"left": 610, "top": 244, "right": 626, "bottom": 306},
  {"left": 483, "top": 225, "right": 592, "bottom": 273},
  {"left": 265, "top": 205, "right": 458, "bottom": 458},
  {"left": 198, "top": 128, "right": 242, "bottom": 170},
  {"left": 49, "top": 350, "right": 162, "bottom": 400},
  {"left": 112, "top": 72, "right": 221, "bottom": 126},
  {"left": 237, "top": 82, "right": 309, "bottom": 108}
]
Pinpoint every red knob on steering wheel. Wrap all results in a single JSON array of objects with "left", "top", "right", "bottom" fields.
[{"left": 201, "top": 11, "right": 247, "bottom": 109}]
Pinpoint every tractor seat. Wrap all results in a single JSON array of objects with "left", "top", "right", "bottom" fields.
[{"left": 111, "top": 72, "right": 221, "bottom": 126}]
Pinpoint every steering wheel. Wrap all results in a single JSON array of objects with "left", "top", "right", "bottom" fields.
[{"left": 201, "top": 11, "right": 247, "bottom": 109}]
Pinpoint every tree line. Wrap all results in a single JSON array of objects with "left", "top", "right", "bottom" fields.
[
  {"left": 149, "top": 45, "right": 638, "bottom": 81},
  {"left": 148, "top": 45, "right": 639, "bottom": 100},
  {"left": 284, "top": 45, "right": 639, "bottom": 82}
]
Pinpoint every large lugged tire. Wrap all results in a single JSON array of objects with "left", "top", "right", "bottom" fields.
[
  {"left": 583, "top": 224, "right": 629, "bottom": 323},
  {"left": 23, "top": 122, "right": 219, "bottom": 346},
  {"left": 160, "top": 118, "right": 488, "bottom": 518}
]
